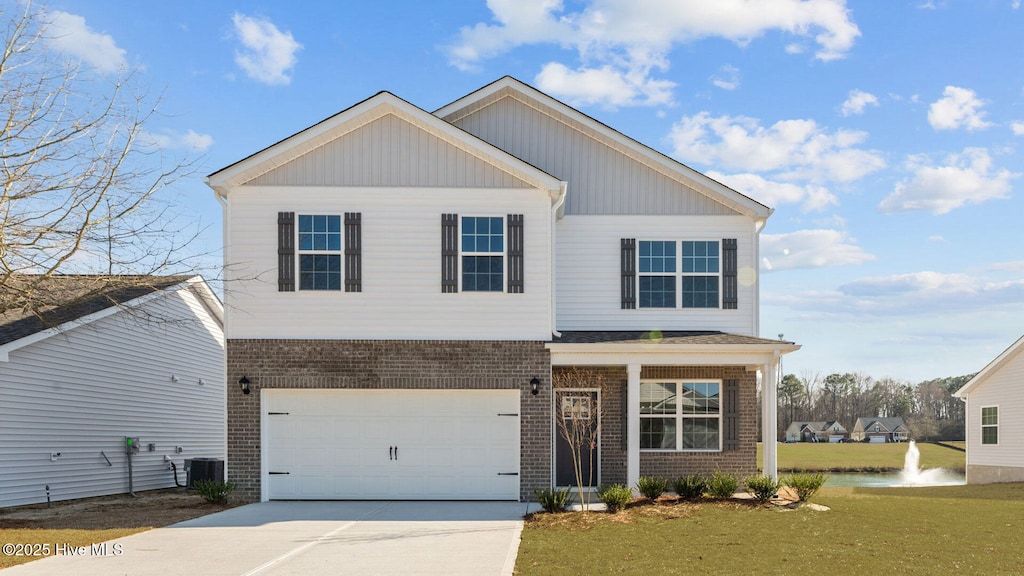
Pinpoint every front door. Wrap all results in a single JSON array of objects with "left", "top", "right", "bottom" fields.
[{"left": 554, "top": 390, "right": 599, "bottom": 487}]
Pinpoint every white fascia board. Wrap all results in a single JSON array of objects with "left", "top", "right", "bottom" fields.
[
  {"left": 207, "top": 91, "right": 563, "bottom": 199},
  {"left": 435, "top": 77, "right": 772, "bottom": 219},
  {"left": 547, "top": 342, "right": 800, "bottom": 367},
  {"left": 953, "top": 334, "right": 1024, "bottom": 398},
  {"left": 0, "top": 278, "right": 211, "bottom": 362}
]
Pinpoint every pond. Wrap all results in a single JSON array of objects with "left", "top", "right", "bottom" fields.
[{"left": 825, "top": 470, "right": 965, "bottom": 488}]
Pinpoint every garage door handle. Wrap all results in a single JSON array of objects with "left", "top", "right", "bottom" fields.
[
  {"left": 497, "top": 413, "right": 519, "bottom": 416},
  {"left": 497, "top": 472, "right": 519, "bottom": 476},
  {"left": 389, "top": 446, "right": 393, "bottom": 460},
  {"left": 269, "top": 472, "right": 290, "bottom": 475},
  {"left": 395, "top": 446, "right": 398, "bottom": 460}
]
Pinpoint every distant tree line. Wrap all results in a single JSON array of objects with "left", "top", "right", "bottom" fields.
[{"left": 763, "top": 372, "right": 972, "bottom": 442}]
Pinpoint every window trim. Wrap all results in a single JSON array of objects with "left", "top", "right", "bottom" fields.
[
  {"left": 636, "top": 239, "right": 722, "bottom": 309},
  {"left": 297, "top": 214, "right": 343, "bottom": 291},
  {"left": 639, "top": 379, "right": 723, "bottom": 453},
  {"left": 459, "top": 215, "right": 507, "bottom": 293},
  {"left": 981, "top": 405, "right": 999, "bottom": 446}
]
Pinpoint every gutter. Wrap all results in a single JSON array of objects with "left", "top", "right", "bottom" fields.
[{"left": 550, "top": 182, "right": 568, "bottom": 339}]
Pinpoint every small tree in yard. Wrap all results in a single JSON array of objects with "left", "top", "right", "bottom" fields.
[{"left": 554, "top": 368, "right": 603, "bottom": 511}]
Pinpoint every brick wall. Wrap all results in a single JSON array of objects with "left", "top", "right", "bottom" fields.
[
  {"left": 552, "top": 365, "right": 759, "bottom": 486},
  {"left": 227, "top": 339, "right": 551, "bottom": 502}
]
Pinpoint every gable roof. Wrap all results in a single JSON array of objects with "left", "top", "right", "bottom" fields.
[
  {"left": 434, "top": 76, "right": 772, "bottom": 220},
  {"left": 0, "top": 275, "right": 222, "bottom": 360},
  {"left": 207, "top": 90, "right": 564, "bottom": 198},
  {"left": 953, "top": 334, "right": 1024, "bottom": 398},
  {"left": 853, "top": 416, "right": 908, "bottom": 433}
]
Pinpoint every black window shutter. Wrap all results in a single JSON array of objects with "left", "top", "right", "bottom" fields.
[
  {"left": 277, "top": 212, "right": 295, "bottom": 292},
  {"left": 620, "top": 238, "right": 636, "bottom": 309},
  {"left": 344, "top": 213, "right": 362, "bottom": 293},
  {"left": 507, "top": 214, "right": 524, "bottom": 293},
  {"left": 441, "top": 214, "right": 459, "bottom": 293},
  {"left": 723, "top": 379, "right": 740, "bottom": 451},
  {"left": 722, "top": 238, "right": 738, "bottom": 310}
]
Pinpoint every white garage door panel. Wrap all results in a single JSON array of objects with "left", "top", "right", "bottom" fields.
[{"left": 264, "top": 389, "right": 519, "bottom": 500}]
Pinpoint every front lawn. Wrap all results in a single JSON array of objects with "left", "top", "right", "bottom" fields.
[
  {"left": 759, "top": 441, "right": 965, "bottom": 472},
  {"left": 516, "top": 483, "right": 1024, "bottom": 575}
]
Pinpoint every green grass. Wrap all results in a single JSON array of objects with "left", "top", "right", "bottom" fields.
[
  {"left": 758, "top": 441, "right": 966, "bottom": 472},
  {"left": 517, "top": 483, "right": 1024, "bottom": 575}
]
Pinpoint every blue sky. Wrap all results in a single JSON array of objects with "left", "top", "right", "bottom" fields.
[{"left": 40, "top": 0, "right": 1023, "bottom": 383}]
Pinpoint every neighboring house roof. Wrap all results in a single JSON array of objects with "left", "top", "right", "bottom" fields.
[
  {"left": 206, "top": 89, "right": 565, "bottom": 201},
  {"left": 953, "top": 334, "right": 1024, "bottom": 398},
  {"left": 434, "top": 76, "right": 773, "bottom": 221},
  {"left": 787, "top": 421, "right": 846, "bottom": 434},
  {"left": 853, "top": 416, "right": 908, "bottom": 433},
  {"left": 0, "top": 275, "right": 222, "bottom": 359}
]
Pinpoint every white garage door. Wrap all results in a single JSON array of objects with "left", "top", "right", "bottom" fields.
[{"left": 263, "top": 389, "right": 520, "bottom": 500}]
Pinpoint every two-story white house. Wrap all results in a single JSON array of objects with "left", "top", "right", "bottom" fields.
[{"left": 207, "top": 77, "right": 799, "bottom": 502}]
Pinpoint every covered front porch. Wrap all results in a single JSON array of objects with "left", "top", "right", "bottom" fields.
[{"left": 546, "top": 332, "right": 800, "bottom": 490}]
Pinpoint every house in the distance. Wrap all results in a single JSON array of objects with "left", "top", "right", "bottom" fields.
[
  {"left": 207, "top": 77, "right": 800, "bottom": 503},
  {"left": 0, "top": 276, "right": 225, "bottom": 508},
  {"left": 851, "top": 417, "right": 909, "bottom": 443},
  {"left": 785, "top": 421, "right": 848, "bottom": 443},
  {"left": 953, "top": 335, "right": 1024, "bottom": 484}
]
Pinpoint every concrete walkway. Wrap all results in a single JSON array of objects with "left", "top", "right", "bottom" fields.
[{"left": 4, "top": 501, "right": 539, "bottom": 576}]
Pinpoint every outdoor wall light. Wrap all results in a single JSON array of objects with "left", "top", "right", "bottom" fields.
[
  {"left": 239, "top": 376, "right": 251, "bottom": 395},
  {"left": 530, "top": 377, "right": 540, "bottom": 396}
]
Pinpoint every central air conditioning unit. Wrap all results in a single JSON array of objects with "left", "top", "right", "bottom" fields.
[{"left": 185, "top": 457, "right": 224, "bottom": 487}]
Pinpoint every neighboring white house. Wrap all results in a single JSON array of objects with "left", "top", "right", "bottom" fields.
[
  {"left": 850, "top": 417, "right": 909, "bottom": 443},
  {"left": 207, "top": 77, "right": 800, "bottom": 503},
  {"left": 953, "top": 335, "right": 1024, "bottom": 484},
  {"left": 785, "top": 421, "right": 848, "bottom": 443},
  {"left": 0, "top": 276, "right": 225, "bottom": 508}
]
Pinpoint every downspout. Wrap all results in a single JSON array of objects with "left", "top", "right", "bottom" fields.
[
  {"left": 753, "top": 215, "right": 768, "bottom": 337},
  {"left": 550, "top": 182, "right": 568, "bottom": 338},
  {"left": 211, "top": 184, "right": 231, "bottom": 485}
]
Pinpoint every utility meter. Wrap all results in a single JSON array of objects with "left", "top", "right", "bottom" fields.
[{"left": 125, "top": 436, "right": 140, "bottom": 455}]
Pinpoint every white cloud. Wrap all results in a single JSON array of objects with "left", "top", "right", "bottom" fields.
[
  {"left": 140, "top": 129, "right": 214, "bottom": 152},
  {"left": 706, "top": 171, "right": 837, "bottom": 212},
  {"left": 535, "top": 62, "right": 674, "bottom": 108},
  {"left": 668, "top": 112, "right": 886, "bottom": 183},
  {"left": 927, "top": 235, "right": 947, "bottom": 243},
  {"left": 879, "top": 148, "right": 1017, "bottom": 214},
  {"left": 231, "top": 13, "right": 302, "bottom": 85},
  {"left": 760, "top": 229, "right": 875, "bottom": 271},
  {"left": 44, "top": 11, "right": 128, "bottom": 73},
  {"left": 710, "top": 65, "right": 740, "bottom": 90},
  {"left": 841, "top": 89, "right": 879, "bottom": 116},
  {"left": 447, "top": 0, "right": 859, "bottom": 107},
  {"left": 928, "top": 86, "right": 992, "bottom": 131},
  {"left": 1011, "top": 121, "right": 1024, "bottom": 135}
]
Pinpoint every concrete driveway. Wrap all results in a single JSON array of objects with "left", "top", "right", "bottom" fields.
[{"left": 3, "top": 501, "right": 539, "bottom": 576}]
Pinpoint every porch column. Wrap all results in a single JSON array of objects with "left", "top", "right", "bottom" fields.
[
  {"left": 627, "top": 363, "right": 641, "bottom": 493},
  {"left": 761, "top": 353, "right": 779, "bottom": 480}
]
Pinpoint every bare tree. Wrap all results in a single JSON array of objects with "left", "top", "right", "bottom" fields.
[
  {"left": 553, "top": 368, "right": 603, "bottom": 510},
  {"left": 0, "top": 2, "right": 206, "bottom": 319}
]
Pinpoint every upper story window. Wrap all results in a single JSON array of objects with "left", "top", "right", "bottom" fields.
[
  {"left": 298, "top": 214, "right": 341, "bottom": 290},
  {"left": 461, "top": 216, "right": 504, "bottom": 292},
  {"left": 637, "top": 240, "right": 720, "bottom": 308},
  {"left": 981, "top": 406, "right": 998, "bottom": 445}
]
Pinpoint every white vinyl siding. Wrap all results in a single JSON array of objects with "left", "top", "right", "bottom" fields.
[
  {"left": 224, "top": 186, "right": 552, "bottom": 340},
  {"left": 248, "top": 113, "right": 533, "bottom": 189},
  {"left": 965, "top": 346, "right": 1024, "bottom": 469},
  {"left": 0, "top": 289, "right": 225, "bottom": 508},
  {"left": 444, "top": 91, "right": 741, "bottom": 216},
  {"left": 555, "top": 214, "right": 756, "bottom": 333}
]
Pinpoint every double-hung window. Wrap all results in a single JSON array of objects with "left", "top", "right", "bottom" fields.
[
  {"left": 461, "top": 216, "right": 504, "bottom": 292},
  {"left": 298, "top": 214, "right": 342, "bottom": 290},
  {"left": 640, "top": 380, "right": 722, "bottom": 451},
  {"left": 637, "top": 240, "right": 720, "bottom": 308},
  {"left": 981, "top": 406, "right": 998, "bottom": 445}
]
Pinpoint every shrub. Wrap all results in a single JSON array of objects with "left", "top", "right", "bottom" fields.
[
  {"left": 707, "top": 471, "right": 739, "bottom": 499},
  {"left": 533, "top": 487, "right": 572, "bottom": 513},
  {"left": 673, "top": 474, "right": 707, "bottom": 501},
  {"left": 635, "top": 475, "right": 669, "bottom": 500},
  {"left": 192, "top": 479, "right": 235, "bottom": 504},
  {"left": 597, "top": 483, "right": 633, "bottom": 512},
  {"left": 743, "top": 474, "right": 780, "bottom": 504},
  {"left": 783, "top": 471, "right": 828, "bottom": 502}
]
